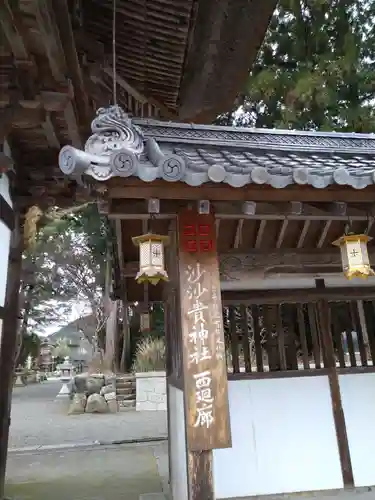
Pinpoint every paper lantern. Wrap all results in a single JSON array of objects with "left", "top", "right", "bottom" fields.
[
  {"left": 132, "top": 233, "right": 169, "bottom": 285},
  {"left": 332, "top": 233, "right": 375, "bottom": 280}
]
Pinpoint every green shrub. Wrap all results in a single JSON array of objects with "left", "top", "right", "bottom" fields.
[{"left": 132, "top": 336, "right": 166, "bottom": 373}]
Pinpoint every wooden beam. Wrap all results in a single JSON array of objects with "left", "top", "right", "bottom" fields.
[
  {"left": 222, "top": 287, "right": 375, "bottom": 305},
  {"left": 63, "top": 102, "right": 82, "bottom": 148},
  {"left": 316, "top": 282, "right": 354, "bottom": 487},
  {"left": 0, "top": 91, "right": 73, "bottom": 112},
  {"left": 41, "top": 112, "right": 60, "bottom": 149},
  {"left": 34, "top": 0, "right": 67, "bottom": 82},
  {"left": 122, "top": 248, "right": 375, "bottom": 277},
  {"left": 51, "top": 0, "right": 90, "bottom": 124},
  {"left": 114, "top": 220, "right": 124, "bottom": 276},
  {"left": 0, "top": 1, "right": 29, "bottom": 60},
  {"left": 0, "top": 216, "right": 23, "bottom": 498},
  {"left": 107, "top": 180, "right": 375, "bottom": 205}
]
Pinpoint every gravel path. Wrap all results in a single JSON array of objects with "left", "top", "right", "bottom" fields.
[{"left": 9, "top": 380, "right": 167, "bottom": 449}]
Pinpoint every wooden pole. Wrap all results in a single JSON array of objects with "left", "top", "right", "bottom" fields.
[
  {"left": 315, "top": 279, "right": 354, "bottom": 487},
  {"left": 0, "top": 216, "right": 23, "bottom": 499},
  {"left": 177, "top": 209, "right": 232, "bottom": 500}
]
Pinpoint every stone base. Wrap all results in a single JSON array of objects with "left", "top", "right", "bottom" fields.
[
  {"left": 139, "top": 494, "right": 167, "bottom": 500},
  {"left": 136, "top": 372, "right": 167, "bottom": 411}
]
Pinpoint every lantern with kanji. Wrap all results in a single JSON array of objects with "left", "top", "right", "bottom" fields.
[
  {"left": 332, "top": 233, "right": 375, "bottom": 280},
  {"left": 132, "top": 233, "right": 169, "bottom": 285}
]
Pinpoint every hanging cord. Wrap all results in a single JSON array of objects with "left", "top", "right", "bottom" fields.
[{"left": 112, "top": 0, "right": 117, "bottom": 105}]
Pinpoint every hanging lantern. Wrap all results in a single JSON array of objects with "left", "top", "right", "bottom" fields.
[
  {"left": 132, "top": 233, "right": 169, "bottom": 285},
  {"left": 332, "top": 233, "right": 375, "bottom": 280}
]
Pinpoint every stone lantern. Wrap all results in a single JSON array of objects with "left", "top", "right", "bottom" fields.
[
  {"left": 132, "top": 233, "right": 169, "bottom": 285},
  {"left": 333, "top": 233, "right": 375, "bottom": 280},
  {"left": 56, "top": 356, "right": 74, "bottom": 399}
]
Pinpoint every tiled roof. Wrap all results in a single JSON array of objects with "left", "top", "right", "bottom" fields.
[{"left": 58, "top": 106, "right": 375, "bottom": 189}]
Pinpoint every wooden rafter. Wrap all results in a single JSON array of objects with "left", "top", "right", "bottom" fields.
[
  {"left": 50, "top": 0, "right": 91, "bottom": 125},
  {"left": 0, "top": 1, "right": 30, "bottom": 61},
  {"left": 102, "top": 67, "right": 178, "bottom": 120},
  {"left": 34, "top": 0, "right": 83, "bottom": 146}
]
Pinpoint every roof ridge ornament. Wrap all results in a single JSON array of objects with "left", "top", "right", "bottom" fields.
[{"left": 58, "top": 105, "right": 145, "bottom": 181}]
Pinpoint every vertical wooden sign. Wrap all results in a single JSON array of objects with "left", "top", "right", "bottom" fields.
[{"left": 178, "top": 208, "right": 232, "bottom": 452}]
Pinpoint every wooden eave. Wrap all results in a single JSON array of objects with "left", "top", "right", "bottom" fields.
[
  {"left": 0, "top": 0, "right": 276, "bottom": 207},
  {"left": 108, "top": 194, "right": 375, "bottom": 303}
]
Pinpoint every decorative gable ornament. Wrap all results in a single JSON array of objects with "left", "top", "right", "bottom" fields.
[
  {"left": 332, "top": 234, "right": 375, "bottom": 280},
  {"left": 132, "top": 233, "right": 169, "bottom": 285}
]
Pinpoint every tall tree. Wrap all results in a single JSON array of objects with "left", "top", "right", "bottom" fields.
[
  {"left": 19, "top": 204, "right": 111, "bottom": 354},
  {"left": 217, "top": 0, "right": 375, "bottom": 131}
]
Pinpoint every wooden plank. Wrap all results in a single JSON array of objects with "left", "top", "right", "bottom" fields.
[
  {"left": 228, "top": 368, "right": 330, "bottom": 381},
  {"left": 307, "top": 304, "right": 321, "bottom": 369},
  {"left": 316, "top": 297, "right": 354, "bottom": 487},
  {"left": 297, "top": 304, "right": 310, "bottom": 370},
  {"left": 239, "top": 305, "right": 252, "bottom": 373},
  {"left": 109, "top": 196, "right": 374, "bottom": 222},
  {"left": 223, "top": 287, "right": 375, "bottom": 305},
  {"left": 349, "top": 301, "right": 368, "bottom": 367},
  {"left": 251, "top": 305, "right": 264, "bottom": 372},
  {"left": 108, "top": 179, "right": 375, "bottom": 203},
  {"left": 228, "top": 306, "right": 240, "bottom": 373},
  {"left": 178, "top": 209, "right": 231, "bottom": 452},
  {"left": 0, "top": 194, "right": 14, "bottom": 231}
]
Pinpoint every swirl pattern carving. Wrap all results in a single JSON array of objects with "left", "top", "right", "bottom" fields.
[
  {"left": 111, "top": 150, "right": 137, "bottom": 177},
  {"left": 158, "top": 154, "right": 186, "bottom": 182}
]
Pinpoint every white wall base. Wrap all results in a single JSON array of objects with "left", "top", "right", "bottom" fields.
[
  {"left": 339, "top": 373, "right": 375, "bottom": 488},
  {"left": 213, "top": 377, "right": 343, "bottom": 499},
  {"left": 136, "top": 371, "right": 167, "bottom": 411},
  {"left": 168, "top": 384, "right": 188, "bottom": 500}
]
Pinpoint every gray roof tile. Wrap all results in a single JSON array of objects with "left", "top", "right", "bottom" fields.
[{"left": 57, "top": 106, "right": 375, "bottom": 189}]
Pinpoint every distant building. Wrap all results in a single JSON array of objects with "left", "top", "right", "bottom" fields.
[{"left": 43, "top": 316, "right": 95, "bottom": 371}]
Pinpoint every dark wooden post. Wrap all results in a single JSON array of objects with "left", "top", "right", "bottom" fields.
[
  {"left": 315, "top": 279, "right": 354, "bottom": 487},
  {"left": 0, "top": 208, "right": 22, "bottom": 499},
  {"left": 177, "top": 209, "right": 232, "bottom": 500}
]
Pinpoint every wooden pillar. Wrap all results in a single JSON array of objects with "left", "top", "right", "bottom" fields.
[
  {"left": 315, "top": 280, "right": 354, "bottom": 487},
  {"left": 177, "top": 209, "right": 232, "bottom": 500},
  {"left": 0, "top": 206, "right": 22, "bottom": 499}
]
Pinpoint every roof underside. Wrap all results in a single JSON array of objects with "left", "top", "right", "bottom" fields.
[{"left": 0, "top": 0, "right": 276, "bottom": 207}]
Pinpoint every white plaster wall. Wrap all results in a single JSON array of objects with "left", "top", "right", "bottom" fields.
[
  {"left": 0, "top": 174, "right": 12, "bottom": 345},
  {"left": 168, "top": 384, "right": 188, "bottom": 500},
  {"left": 136, "top": 371, "right": 167, "bottom": 411},
  {"left": 213, "top": 377, "right": 343, "bottom": 499},
  {"left": 339, "top": 373, "right": 375, "bottom": 488}
]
